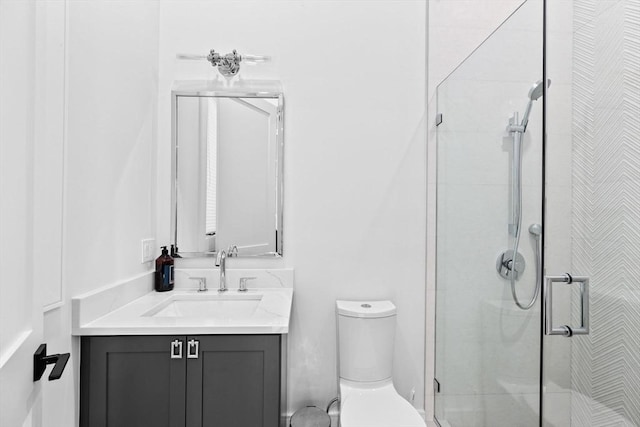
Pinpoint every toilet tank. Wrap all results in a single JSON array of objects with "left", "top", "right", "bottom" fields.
[{"left": 336, "top": 300, "right": 396, "bottom": 382}]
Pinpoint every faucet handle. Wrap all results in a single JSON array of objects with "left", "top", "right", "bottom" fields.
[
  {"left": 189, "top": 276, "right": 207, "bottom": 292},
  {"left": 227, "top": 245, "right": 238, "bottom": 257},
  {"left": 238, "top": 277, "right": 257, "bottom": 292}
]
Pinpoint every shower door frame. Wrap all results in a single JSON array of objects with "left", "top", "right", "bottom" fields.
[{"left": 538, "top": 1, "right": 547, "bottom": 425}]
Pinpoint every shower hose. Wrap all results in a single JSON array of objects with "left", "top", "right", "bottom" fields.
[{"left": 510, "top": 132, "right": 541, "bottom": 311}]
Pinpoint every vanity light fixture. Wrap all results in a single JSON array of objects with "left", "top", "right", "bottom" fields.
[{"left": 176, "top": 49, "right": 271, "bottom": 78}]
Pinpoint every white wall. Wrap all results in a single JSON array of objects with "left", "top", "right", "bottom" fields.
[
  {"left": 428, "top": 0, "right": 526, "bottom": 98},
  {"left": 42, "top": 1, "right": 160, "bottom": 426},
  {"left": 3, "top": 1, "right": 427, "bottom": 424},
  {"left": 64, "top": 0, "right": 159, "bottom": 296},
  {"left": 158, "top": 0, "right": 427, "bottom": 415}
]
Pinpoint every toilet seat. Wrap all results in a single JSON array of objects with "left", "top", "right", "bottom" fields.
[{"left": 339, "top": 380, "right": 426, "bottom": 427}]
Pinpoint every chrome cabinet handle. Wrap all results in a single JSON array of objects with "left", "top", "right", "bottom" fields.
[
  {"left": 170, "top": 340, "right": 183, "bottom": 359},
  {"left": 187, "top": 339, "right": 199, "bottom": 359},
  {"left": 544, "top": 274, "right": 589, "bottom": 337}
]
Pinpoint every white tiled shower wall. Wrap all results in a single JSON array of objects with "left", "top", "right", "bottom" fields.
[{"left": 569, "top": 0, "right": 640, "bottom": 425}]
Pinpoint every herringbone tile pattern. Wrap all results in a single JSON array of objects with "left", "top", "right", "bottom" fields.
[{"left": 571, "top": 0, "right": 640, "bottom": 425}]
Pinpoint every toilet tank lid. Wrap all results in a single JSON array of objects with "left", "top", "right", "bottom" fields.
[{"left": 336, "top": 300, "right": 396, "bottom": 318}]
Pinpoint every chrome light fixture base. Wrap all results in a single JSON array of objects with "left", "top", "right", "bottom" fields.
[{"left": 176, "top": 49, "right": 271, "bottom": 78}]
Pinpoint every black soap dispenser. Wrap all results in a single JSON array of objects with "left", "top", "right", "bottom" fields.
[{"left": 155, "top": 246, "right": 174, "bottom": 292}]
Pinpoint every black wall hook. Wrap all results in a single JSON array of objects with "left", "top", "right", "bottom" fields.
[{"left": 34, "top": 344, "right": 70, "bottom": 381}]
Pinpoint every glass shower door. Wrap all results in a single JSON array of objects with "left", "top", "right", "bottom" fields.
[
  {"left": 434, "top": 1, "right": 544, "bottom": 426},
  {"left": 434, "top": 0, "right": 640, "bottom": 425}
]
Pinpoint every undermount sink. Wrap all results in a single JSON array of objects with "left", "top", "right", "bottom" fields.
[{"left": 143, "top": 293, "right": 263, "bottom": 319}]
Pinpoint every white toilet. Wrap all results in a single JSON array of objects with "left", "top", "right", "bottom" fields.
[{"left": 336, "top": 300, "right": 426, "bottom": 427}]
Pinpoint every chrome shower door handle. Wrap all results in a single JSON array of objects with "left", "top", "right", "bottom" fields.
[{"left": 544, "top": 274, "right": 589, "bottom": 337}]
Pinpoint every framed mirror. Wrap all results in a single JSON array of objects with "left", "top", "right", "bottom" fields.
[{"left": 171, "top": 80, "right": 284, "bottom": 257}]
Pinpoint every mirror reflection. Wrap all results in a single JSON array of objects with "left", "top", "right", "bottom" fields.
[{"left": 172, "top": 87, "right": 283, "bottom": 257}]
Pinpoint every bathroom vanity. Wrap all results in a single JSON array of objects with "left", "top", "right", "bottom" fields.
[
  {"left": 75, "top": 79, "right": 289, "bottom": 427},
  {"left": 73, "top": 281, "right": 293, "bottom": 427},
  {"left": 80, "top": 334, "right": 282, "bottom": 427}
]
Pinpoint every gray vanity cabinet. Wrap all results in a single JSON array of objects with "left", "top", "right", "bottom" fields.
[
  {"left": 80, "top": 335, "right": 281, "bottom": 427},
  {"left": 185, "top": 335, "right": 281, "bottom": 427},
  {"left": 80, "top": 335, "right": 187, "bottom": 427}
]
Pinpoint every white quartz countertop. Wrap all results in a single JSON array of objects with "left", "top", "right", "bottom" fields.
[{"left": 74, "top": 288, "right": 293, "bottom": 336}]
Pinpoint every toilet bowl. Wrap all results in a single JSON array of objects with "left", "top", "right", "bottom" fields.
[{"left": 336, "top": 300, "right": 425, "bottom": 427}]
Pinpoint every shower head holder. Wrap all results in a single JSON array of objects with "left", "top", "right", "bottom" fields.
[{"left": 507, "top": 113, "right": 526, "bottom": 133}]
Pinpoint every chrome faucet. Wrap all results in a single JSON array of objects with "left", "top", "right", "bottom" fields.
[
  {"left": 216, "top": 250, "right": 228, "bottom": 293},
  {"left": 216, "top": 246, "right": 238, "bottom": 293}
]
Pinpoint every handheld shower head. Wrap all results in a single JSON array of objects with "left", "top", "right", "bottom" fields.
[
  {"left": 521, "top": 79, "right": 549, "bottom": 130},
  {"left": 528, "top": 80, "right": 544, "bottom": 101}
]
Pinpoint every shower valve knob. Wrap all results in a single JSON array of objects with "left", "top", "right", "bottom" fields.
[{"left": 496, "top": 250, "right": 525, "bottom": 280}]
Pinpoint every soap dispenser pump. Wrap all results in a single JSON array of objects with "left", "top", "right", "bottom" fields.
[{"left": 155, "top": 246, "right": 174, "bottom": 292}]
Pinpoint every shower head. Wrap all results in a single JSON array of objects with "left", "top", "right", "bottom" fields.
[
  {"left": 521, "top": 79, "right": 549, "bottom": 130},
  {"left": 528, "top": 80, "right": 544, "bottom": 101}
]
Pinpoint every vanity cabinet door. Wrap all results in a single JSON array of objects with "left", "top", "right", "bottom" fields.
[
  {"left": 185, "top": 334, "right": 281, "bottom": 427},
  {"left": 80, "top": 336, "right": 187, "bottom": 427}
]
